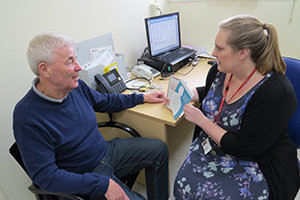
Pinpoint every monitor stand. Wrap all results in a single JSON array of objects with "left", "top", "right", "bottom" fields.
[{"left": 138, "top": 55, "right": 192, "bottom": 77}]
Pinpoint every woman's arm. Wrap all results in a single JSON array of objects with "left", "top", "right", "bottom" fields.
[
  {"left": 185, "top": 73, "right": 297, "bottom": 155},
  {"left": 191, "top": 88, "right": 199, "bottom": 102},
  {"left": 194, "top": 63, "right": 219, "bottom": 103},
  {"left": 183, "top": 104, "right": 226, "bottom": 146},
  {"left": 221, "top": 74, "right": 297, "bottom": 157}
]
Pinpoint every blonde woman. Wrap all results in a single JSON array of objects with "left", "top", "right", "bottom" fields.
[{"left": 174, "top": 15, "right": 299, "bottom": 200}]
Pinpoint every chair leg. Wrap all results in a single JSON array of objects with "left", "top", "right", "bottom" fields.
[
  {"left": 119, "top": 173, "right": 140, "bottom": 189},
  {"left": 36, "top": 194, "right": 59, "bottom": 200}
]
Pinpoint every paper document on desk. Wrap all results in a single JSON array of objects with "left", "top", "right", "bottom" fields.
[
  {"left": 82, "top": 50, "right": 114, "bottom": 70},
  {"left": 166, "top": 76, "right": 194, "bottom": 119},
  {"left": 91, "top": 50, "right": 114, "bottom": 67},
  {"left": 194, "top": 46, "right": 215, "bottom": 59},
  {"left": 90, "top": 46, "right": 115, "bottom": 60}
]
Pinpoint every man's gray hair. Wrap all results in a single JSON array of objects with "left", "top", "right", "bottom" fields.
[{"left": 27, "top": 32, "right": 75, "bottom": 76}]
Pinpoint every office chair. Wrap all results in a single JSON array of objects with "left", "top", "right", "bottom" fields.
[
  {"left": 9, "top": 113, "right": 141, "bottom": 200},
  {"left": 283, "top": 57, "right": 300, "bottom": 148}
]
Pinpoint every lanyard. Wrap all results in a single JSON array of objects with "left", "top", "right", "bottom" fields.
[{"left": 213, "top": 68, "right": 257, "bottom": 123}]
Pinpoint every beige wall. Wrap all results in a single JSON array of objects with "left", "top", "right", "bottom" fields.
[
  {"left": 0, "top": 1, "right": 167, "bottom": 199},
  {"left": 0, "top": 0, "right": 299, "bottom": 199},
  {"left": 169, "top": 0, "right": 300, "bottom": 59}
]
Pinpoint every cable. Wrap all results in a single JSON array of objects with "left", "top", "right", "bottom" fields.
[
  {"left": 141, "top": 47, "right": 149, "bottom": 58},
  {"left": 157, "top": 7, "right": 163, "bottom": 15},
  {"left": 160, "top": 63, "right": 168, "bottom": 73},
  {"left": 125, "top": 77, "right": 153, "bottom": 92},
  {"left": 176, "top": 64, "right": 195, "bottom": 76},
  {"left": 290, "top": 0, "right": 296, "bottom": 20}
]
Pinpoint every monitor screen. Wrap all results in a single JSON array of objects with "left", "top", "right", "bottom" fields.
[{"left": 144, "top": 12, "right": 181, "bottom": 57}]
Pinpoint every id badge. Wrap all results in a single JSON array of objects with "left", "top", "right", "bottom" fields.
[{"left": 202, "top": 138, "right": 212, "bottom": 155}]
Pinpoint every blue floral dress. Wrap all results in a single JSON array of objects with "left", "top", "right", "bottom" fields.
[{"left": 174, "top": 71, "right": 272, "bottom": 200}]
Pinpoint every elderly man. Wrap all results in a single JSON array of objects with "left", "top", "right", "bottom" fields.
[{"left": 13, "top": 32, "right": 169, "bottom": 200}]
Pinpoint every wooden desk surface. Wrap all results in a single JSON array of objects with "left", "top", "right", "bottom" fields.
[{"left": 123, "top": 60, "right": 212, "bottom": 127}]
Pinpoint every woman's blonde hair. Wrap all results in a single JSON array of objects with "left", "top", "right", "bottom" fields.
[{"left": 219, "top": 15, "right": 285, "bottom": 75}]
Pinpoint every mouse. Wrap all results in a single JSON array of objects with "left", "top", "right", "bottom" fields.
[
  {"left": 192, "top": 57, "right": 200, "bottom": 66},
  {"left": 207, "top": 60, "right": 217, "bottom": 65}
]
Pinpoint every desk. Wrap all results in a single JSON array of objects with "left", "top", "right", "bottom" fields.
[
  {"left": 96, "top": 60, "right": 211, "bottom": 142},
  {"left": 95, "top": 60, "right": 212, "bottom": 191}
]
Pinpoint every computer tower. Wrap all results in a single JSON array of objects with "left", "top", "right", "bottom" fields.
[{"left": 138, "top": 55, "right": 193, "bottom": 76}]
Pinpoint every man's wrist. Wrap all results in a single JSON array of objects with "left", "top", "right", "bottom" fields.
[{"left": 136, "top": 93, "right": 145, "bottom": 104}]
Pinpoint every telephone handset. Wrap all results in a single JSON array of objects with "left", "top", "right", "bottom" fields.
[
  {"left": 131, "top": 64, "right": 160, "bottom": 80},
  {"left": 94, "top": 69, "right": 127, "bottom": 94}
]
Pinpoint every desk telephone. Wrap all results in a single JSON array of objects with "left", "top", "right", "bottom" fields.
[
  {"left": 94, "top": 69, "right": 127, "bottom": 94},
  {"left": 131, "top": 64, "right": 160, "bottom": 80}
]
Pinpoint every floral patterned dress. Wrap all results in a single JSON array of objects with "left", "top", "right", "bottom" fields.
[{"left": 174, "top": 71, "right": 273, "bottom": 200}]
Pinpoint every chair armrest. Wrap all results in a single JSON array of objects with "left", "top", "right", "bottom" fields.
[
  {"left": 98, "top": 113, "right": 141, "bottom": 137},
  {"left": 28, "top": 184, "right": 86, "bottom": 200}
]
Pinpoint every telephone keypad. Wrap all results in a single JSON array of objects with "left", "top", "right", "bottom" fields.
[{"left": 112, "top": 81, "right": 127, "bottom": 94}]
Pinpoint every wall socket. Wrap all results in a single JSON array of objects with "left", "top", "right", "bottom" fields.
[{"left": 151, "top": 2, "right": 161, "bottom": 16}]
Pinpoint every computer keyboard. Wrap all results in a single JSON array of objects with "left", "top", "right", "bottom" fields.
[{"left": 157, "top": 47, "right": 196, "bottom": 65}]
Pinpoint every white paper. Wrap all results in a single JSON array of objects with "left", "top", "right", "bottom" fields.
[
  {"left": 194, "top": 46, "right": 215, "bottom": 58},
  {"left": 90, "top": 50, "right": 114, "bottom": 68},
  {"left": 166, "top": 76, "right": 194, "bottom": 119},
  {"left": 90, "top": 46, "right": 115, "bottom": 61}
]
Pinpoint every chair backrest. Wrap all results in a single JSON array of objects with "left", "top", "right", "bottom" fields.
[
  {"left": 9, "top": 113, "right": 140, "bottom": 200},
  {"left": 9, "top": 142, "right": 28, "bottom": 174},
  {"left": 10, "top": 142, "right": 91, "bottom": 200},
  {"left": 283, "top": 57, "right": 300, "bottom": 148}
]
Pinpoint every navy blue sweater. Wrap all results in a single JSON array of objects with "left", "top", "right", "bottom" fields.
[{"left": 13, "top": 79, "right": 144, "bottom": 197}]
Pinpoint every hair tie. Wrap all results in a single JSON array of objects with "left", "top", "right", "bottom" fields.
[{"left": 263, "top": 23, "right": 267, "bottom": 29}]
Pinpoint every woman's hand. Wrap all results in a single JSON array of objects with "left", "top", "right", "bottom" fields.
[
  {"left": 183, "top": 104, "right": 205, "bottom": 126},
  {"left": 184, "top": 103, "right": 226, "bottom": 146}
]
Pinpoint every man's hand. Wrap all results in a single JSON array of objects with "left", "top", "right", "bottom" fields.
[
  {"left": 104, "top": 179, "right": 129, "bottom": 200},
  {"left": 143, "top": 91, "right": 170, "bottom": 104}
]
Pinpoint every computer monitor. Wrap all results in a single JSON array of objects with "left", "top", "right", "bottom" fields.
[{"left": 144, "top": 12, "right": 181, "bottom": 58}]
